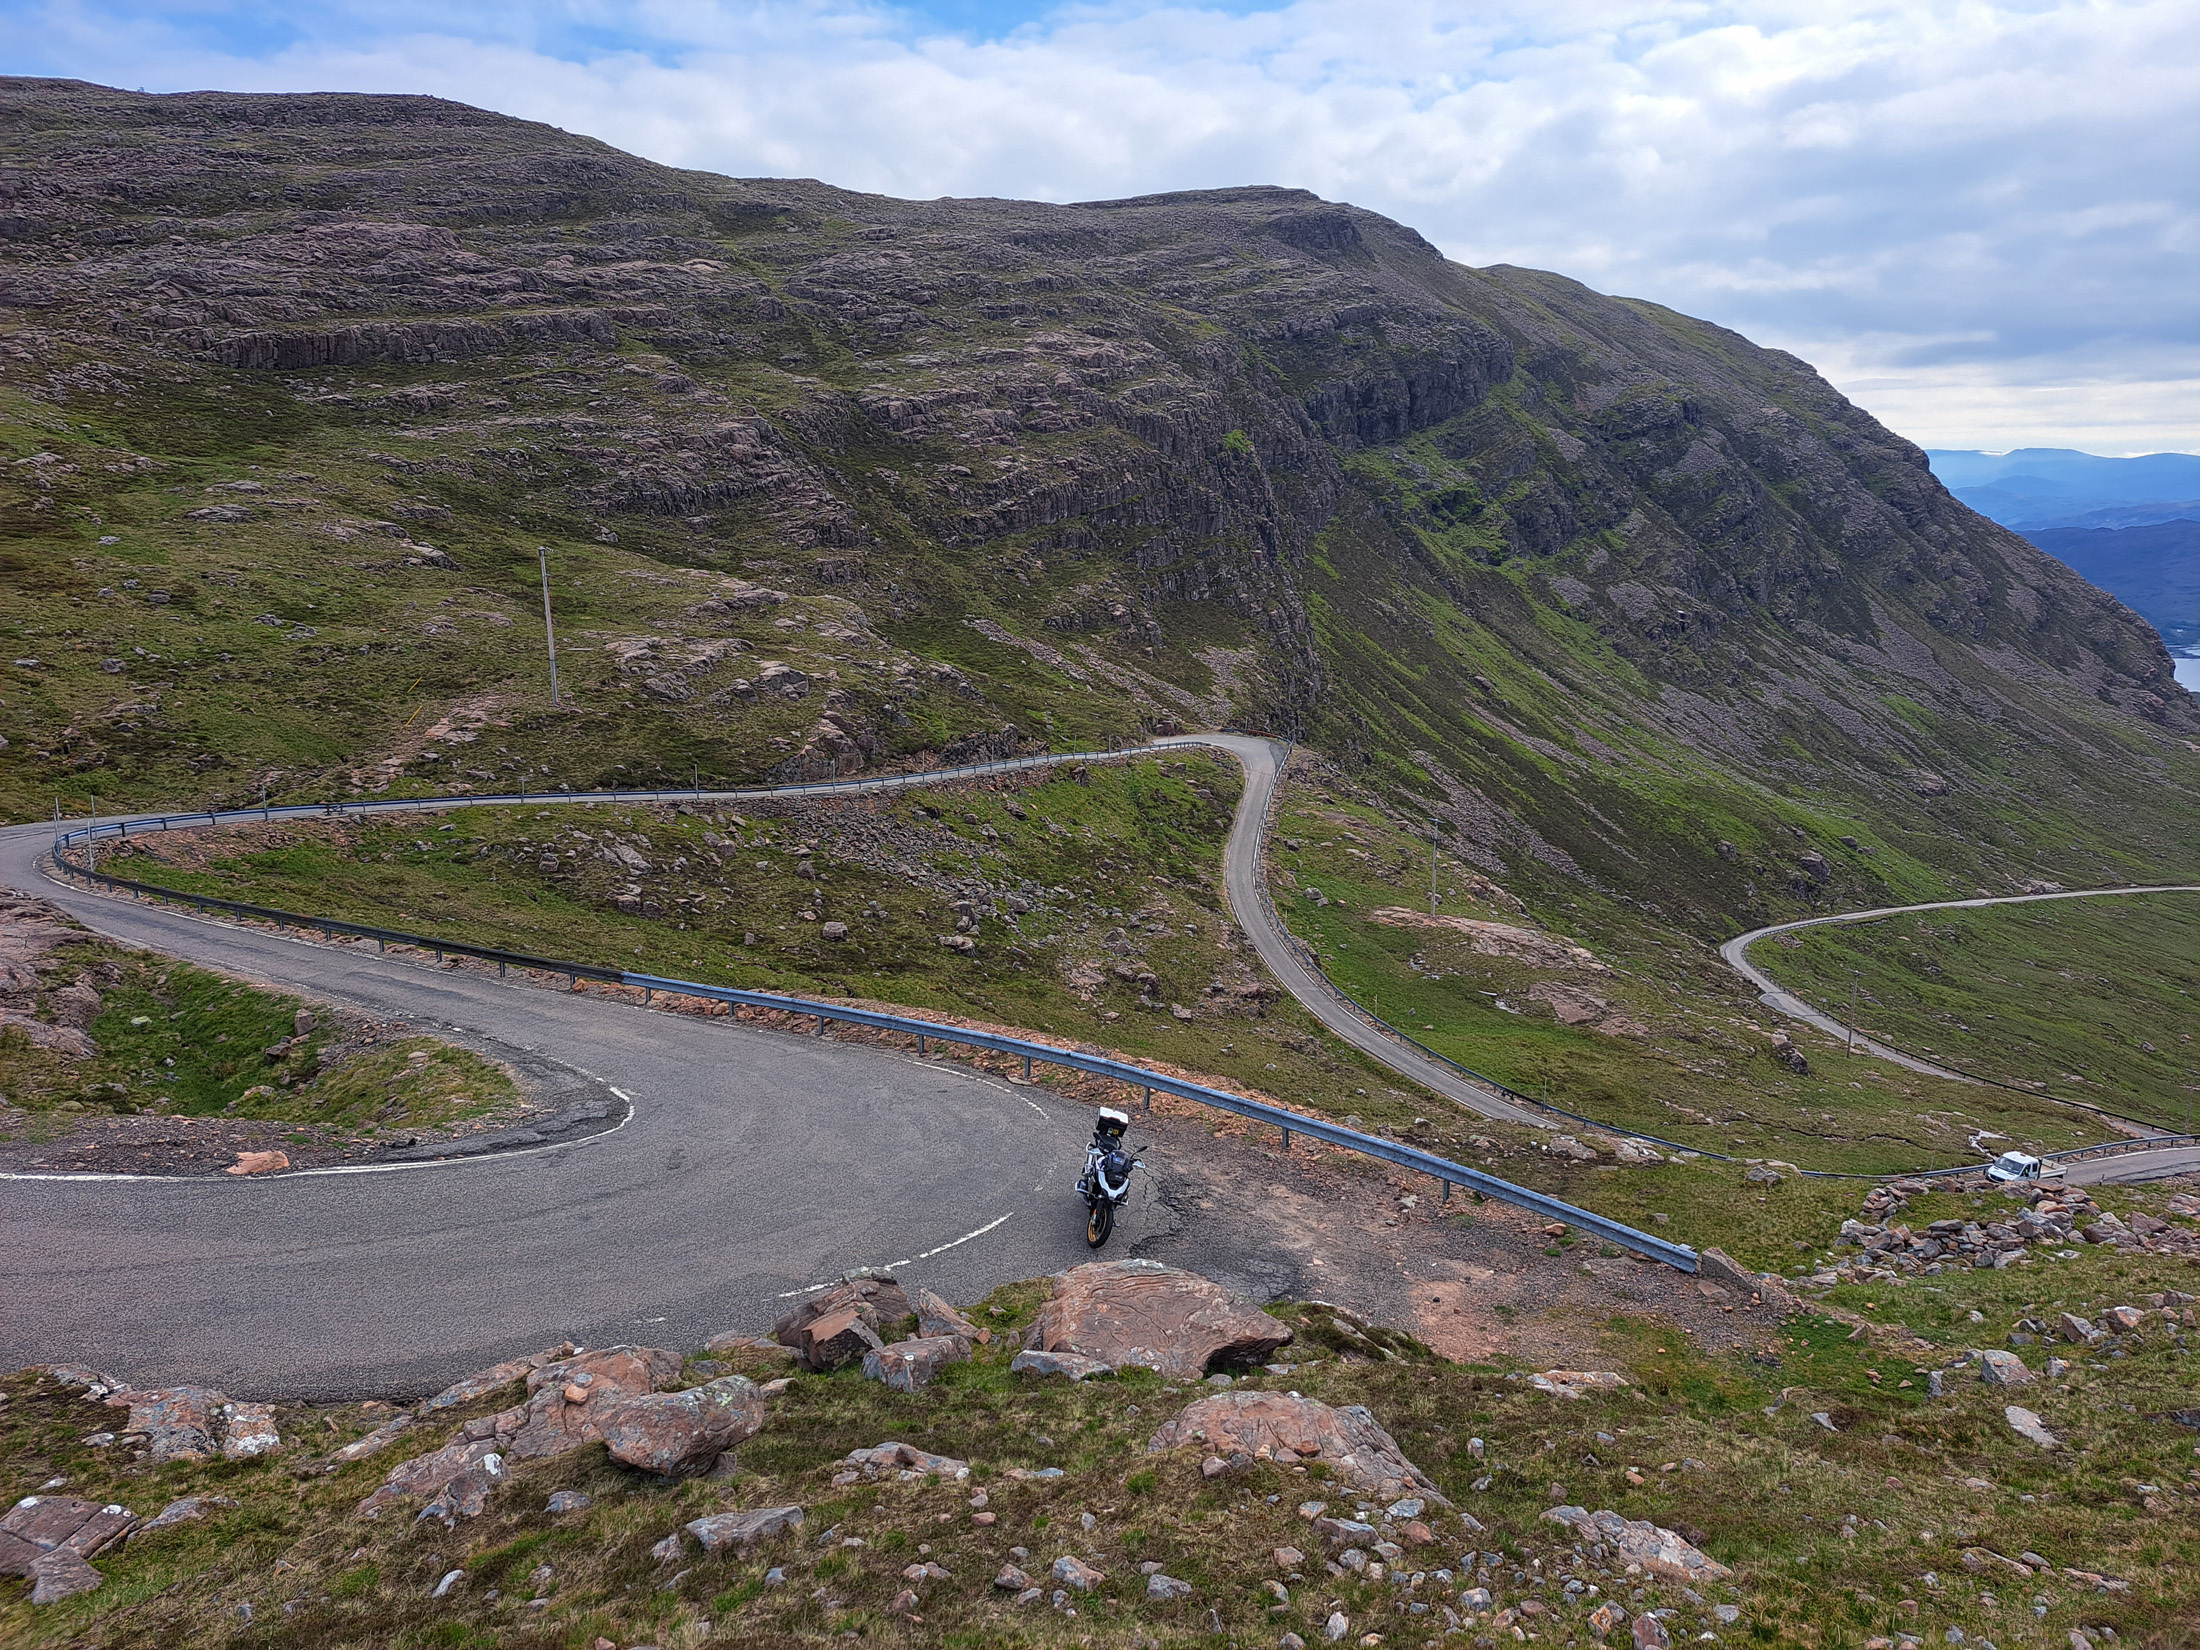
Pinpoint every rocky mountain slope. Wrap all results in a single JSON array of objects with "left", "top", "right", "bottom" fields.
[{"left": 1, "top": 77, "right": 2192, "bottom": 939}]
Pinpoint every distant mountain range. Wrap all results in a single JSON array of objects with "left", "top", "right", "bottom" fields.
[
  {"left": 1927, "top": 449, "right": 2200, "bottom": 649},
  {"left": 1926, "top": 448, "right": 2200, "bottom": 530}
]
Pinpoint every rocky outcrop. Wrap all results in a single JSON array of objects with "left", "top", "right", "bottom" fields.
[
  {"left": 0, "top": 1495, "right": 137, "bottom": 1605},
  {"left": 914, "top": 1287, "right": 989, "bottom": 1353},
  {"left": 103, "top": 1385, "right": 281, "bottom": 1462},
  {"left": 358, "top": 1343, "right": 704, "bottom": 1520},
  {"left": 1147, "top": 1391, "right": 1445, "bottom": 1504},
  {"left": 0, "top": 897, "right": 106, "bottom": 1061},
  {"left": 1024, "top": 1260, "right": 1292, "bottom": 1378},
  {"left": 832, "top": 1441, "right": 971, "bottom": 1484}
]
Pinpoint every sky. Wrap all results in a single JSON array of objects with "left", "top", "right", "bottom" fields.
[{"left": 6, "top": 0, "right": 2196, "bottom": 454}]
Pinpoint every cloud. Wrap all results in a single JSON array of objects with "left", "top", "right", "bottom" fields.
[{"left": 7, "top": 0, "right": 2195, "bottom": 451}]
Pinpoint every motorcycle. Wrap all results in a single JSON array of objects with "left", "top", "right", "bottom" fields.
[{"left": 1077, "top": 1106, "right": 1142, "bottom": 1248}]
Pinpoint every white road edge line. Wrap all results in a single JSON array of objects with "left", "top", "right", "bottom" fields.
[{"left": 774, "top": 1211, "right": 1014, "bottom": 1298}]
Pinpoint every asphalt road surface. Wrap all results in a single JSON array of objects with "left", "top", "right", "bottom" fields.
[{"left": 0, "top": 816, "right": 1186, "bottom": 1400}]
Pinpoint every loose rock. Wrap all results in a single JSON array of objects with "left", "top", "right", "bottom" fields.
[
  {"left": 833, "top": 1441, "right": 971, "bottom": 1483},
  {"left": 1052, "top": 1554, "right": 1106, "bottom": 1591}
]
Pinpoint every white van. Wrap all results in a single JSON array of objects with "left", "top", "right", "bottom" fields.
[{"left": 1985, "top": 1150, "right": 2065, "bottom": 1184}]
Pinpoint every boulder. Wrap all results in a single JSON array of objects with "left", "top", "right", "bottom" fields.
[
  {"left": 1052, "top": 1554, "right": 1106, "bottom": 1591},
  {"left": 1148, "top": 1571, "right": 1195, "bottom": 1600},
  {"left": 914, "top": 1287, "right": 989, "bottom": 1352},
  {"left": 1543, "top": 1507, "right": 1732, "bottom": 1584},
  {"left": 453, "top": 1346, "right": 683, "bottom": 1461},
  {"left": 684, "top": 1505, "right": 804, "bottom": 1553},
  {"left": 798, "top": 1307, "right": 886, "bottom": 1371},
  {"left": 774, "top": 1271, "right": 909, "bottom": 1370},
  {"left": 1026, "top": 1260, "right": 1291, "bottom": 1378},
  {"left": 1148, "top": 1391, "right": 1447, "bottom": 1505},
  {"left": 595, "top": 1376, "right": 763, "bottom": 1476},
  {"left": 1528, "top": 1370, "right": 1630, "bottom": 1400},
  {"left": 1976, "top": 1350, "right": 2032, "bottom": 1386},
  {"left": 221, "top": 1402, "right": 281, "bottom": 1459},
  {"left": 862, "top": 1336, "right": 964, "bottom": 1392},
  {"left": 1010, "top": 1349, "right": 1115, "bottom": 1381},
  {"left": 833, "top": 1441, "right": 971, "bottom": 1484}
]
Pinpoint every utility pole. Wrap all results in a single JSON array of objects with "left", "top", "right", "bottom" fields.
[
  {"left": 538, "top": 546, "right": 561, "bottom": 709},
  {"left": 1429, "top": 817, "right": 1441, "bottom": 916}
]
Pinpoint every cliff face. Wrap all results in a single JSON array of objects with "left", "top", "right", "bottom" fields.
[{"left": 1, "top": 79, "right": 2191, "bottom": 925}]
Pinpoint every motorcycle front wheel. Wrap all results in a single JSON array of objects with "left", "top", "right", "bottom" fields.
[{"left": 1086, "top": 1198, "right": 1115, "bottom": 1248}]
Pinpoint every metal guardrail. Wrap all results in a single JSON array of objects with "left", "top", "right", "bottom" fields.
[
  {"left": 2041, "top": 1134, "right": 2200, "bottom": 1166},
  {"left": 48, "top": 811, "right": 1701, "bottom": 1272}
]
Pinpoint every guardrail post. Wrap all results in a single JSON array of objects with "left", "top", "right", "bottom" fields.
[
  {"left": 1143, "top": 1084, "right": 1152, "bottom": 1112},
  {"left": 643, "top": 986, "right": 653, "bottom": 1005},
  {"left": 816, "top": 1014, "right": 829, "bottom": 1038},
  {"left": 916, "top": 1033, "right": 926, "bottom": 1053},
  {"left": 498, "top": 961, "right": 506, "bottom": 979},
  {"left": 1442, "top": 1179, "right": 1452, "bottom": 1204},
  {"left": 1281, "top": 1124, "right": 1291, "bottom": 1151},
  {"left": 1021, "top": 1054, "right": 1032, "bottom": 1080}
]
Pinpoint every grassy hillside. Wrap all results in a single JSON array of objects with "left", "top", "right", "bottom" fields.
[{"left": 1751, "top": 895, "right": 2200, "bottom": 1134}]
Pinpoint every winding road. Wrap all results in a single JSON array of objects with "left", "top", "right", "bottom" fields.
[
  {"left": 5, "top": 741, "right": 2194, "bottom": 1396},
  {"left": 1723, "top": 885, "right": 2200, "bottom": 1184},
  {"left": 1162, "top": 734, "right": 1545, "bottom": 1128}
]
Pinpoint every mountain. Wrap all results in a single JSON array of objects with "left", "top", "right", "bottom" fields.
[
  {"left": 2017, "top": 520, "right": 2200, "bottom": 648},
  {"left": 2, "top": 77, "right": 2194, "bottom": 937}
]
